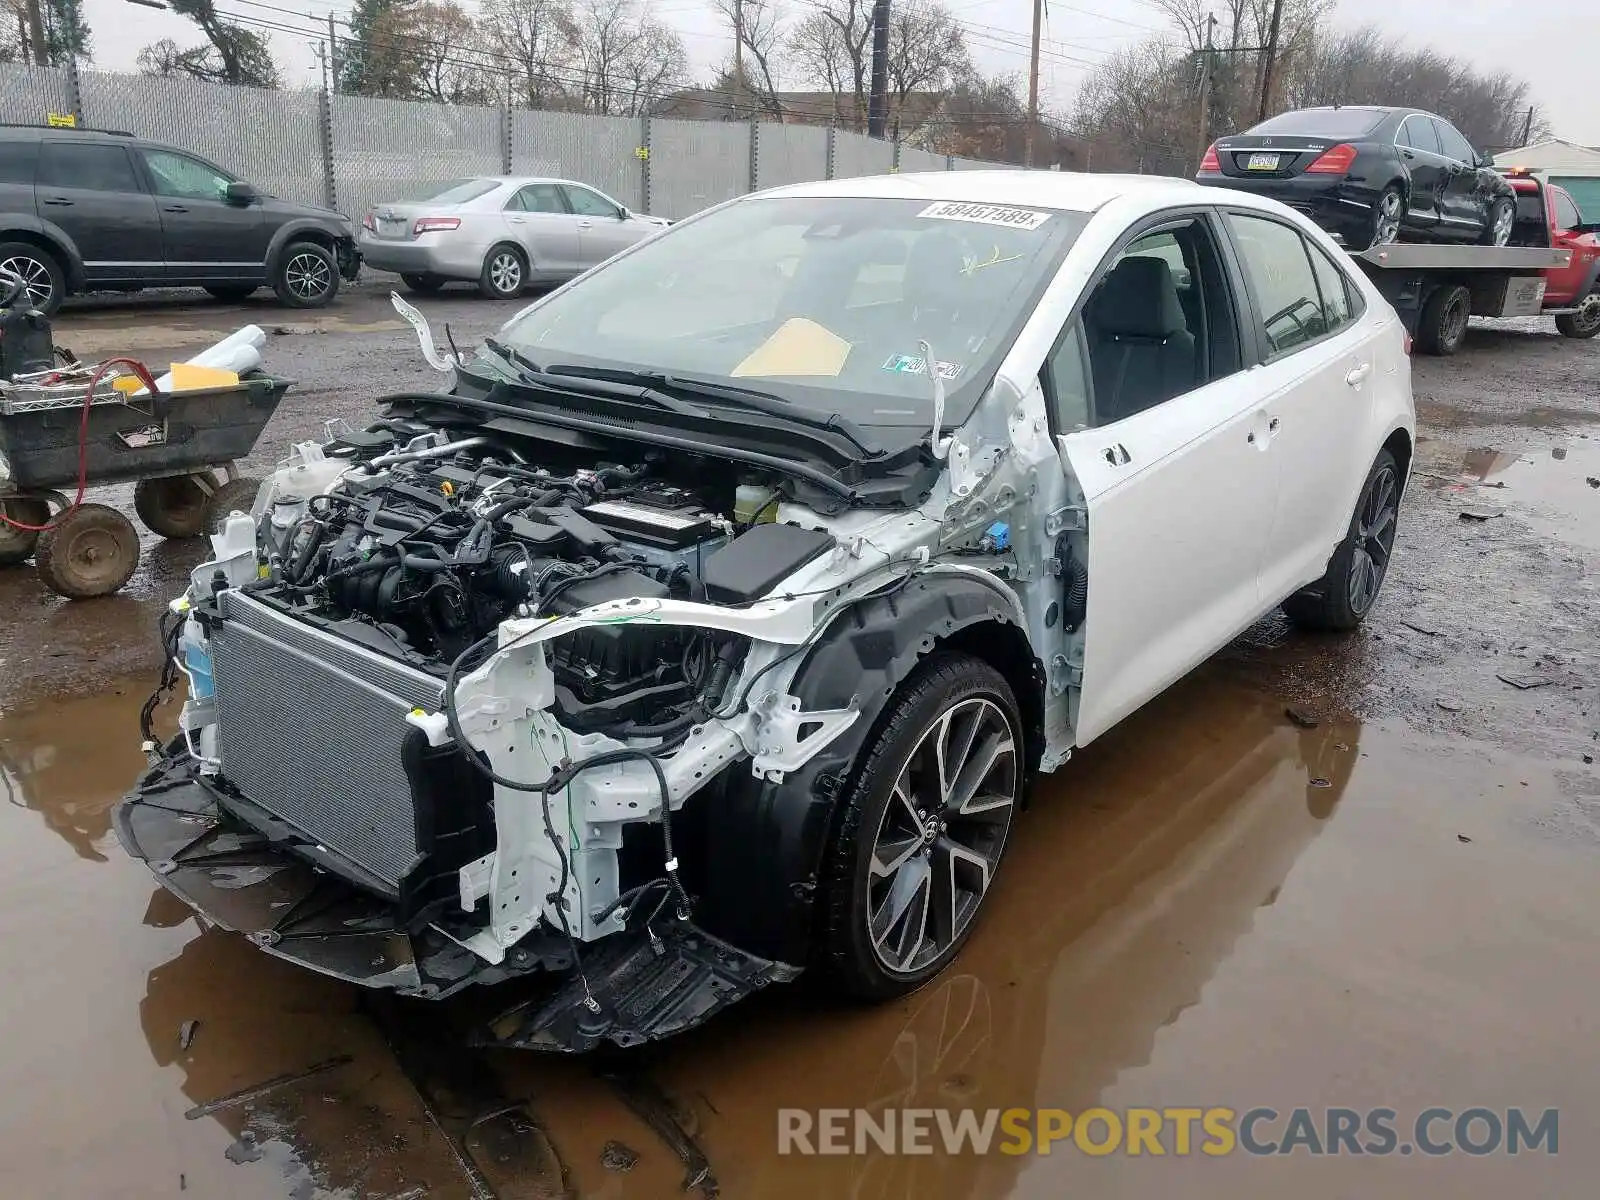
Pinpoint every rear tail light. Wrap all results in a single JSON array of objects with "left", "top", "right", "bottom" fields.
[
  {"left": 1305, "top": 143, "right": 1358, "bottom": 175},
  {"left": 361, "top": 212, "right": 375, "bottom": 232},
  {"left": 412, "top": 216, "right": 461, "bottom": 235},
  {"left": 1199, "top": 143, "right": 1220, "bottom": 172},
  {"left": 1402, "top": 330, "right": 1413, "bottom": 355}
]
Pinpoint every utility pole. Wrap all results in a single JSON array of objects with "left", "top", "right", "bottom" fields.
[
  {"left": 1195, "top": 13, "right": 1216, "bottom": 171},
  {"left": 1519, "top": 105, "right": 1535, "bottom": 148},
  {"left": 867, "top": 0, "right": 891, "bottom": 138},
  {"left": 24, "top": 0, "right": 48, "bottom": 66},
  {"left": 1024, "top": 0, "right": 1042, "bottom": 167},
  {"left": 328, "top": 11, "right": 340, "bottom": 94},
  {"left": 1256, "top": 0, "right": 1285, "bottom": 124},
  {"left": 733, "top": 0, "right": 745, "bottom": 115}
]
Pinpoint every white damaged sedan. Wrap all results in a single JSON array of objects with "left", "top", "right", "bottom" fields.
[{"left": 117, "top": 171, "right": 1413, "bottom": 1052}]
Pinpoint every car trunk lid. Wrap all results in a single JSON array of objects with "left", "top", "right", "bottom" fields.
[
  {"left": 364, "top": 202, "right": 444, "bottom": 241},
  {"left": 1212, "top": 134, "right": 1342, "bottom": 179}
]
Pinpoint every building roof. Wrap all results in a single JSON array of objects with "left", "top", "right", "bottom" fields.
[{"left": 1496, "top": 138, "right": 1600, "bottom": 174}]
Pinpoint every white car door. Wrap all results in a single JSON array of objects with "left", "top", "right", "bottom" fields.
[
  {"left": 504, "top": 183, "right": 581, "bottom": 274},
  {"left": 1221, "top": 212, "right": 1382, "bottom": 604},
  {"left": 1049, "top": 214, "right": 1280, "bottom": 746},
  {"left": 562, "top": 184, "right": 641, "bottom": 267}
]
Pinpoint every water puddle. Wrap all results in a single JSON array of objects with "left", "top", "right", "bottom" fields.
[
  {"left": 1415, "top": 435, "right": 1600, "bottom": 549},
  {"left": 0, "top": 678, "right": 1595, "bottom": 1197}
]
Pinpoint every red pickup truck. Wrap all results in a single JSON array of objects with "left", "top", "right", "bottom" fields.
[{"left": 1505, "top": 169, "right": 1600, "bottom": 338}]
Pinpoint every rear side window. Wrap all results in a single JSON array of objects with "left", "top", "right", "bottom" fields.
[
  {"left": 1306, "top": 242, "right": 1360, "bottom": 331},
  {"left": 37, "top": 142, "right": 141, "bottom": 192},
  {"left": 0, "top": 140, "right": 38, "bottom": 185},
  {"left": 510, "top": 183, "right": 566, "bottom": 214},
  {"left": 1226, "top": 213, "right": 1329, "bottom": 355},
  {"left": 418, "top": 178, "right": 497, "bottom": 204}
]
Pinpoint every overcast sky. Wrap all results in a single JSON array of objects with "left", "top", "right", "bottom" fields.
[{"left": 83, "top": 0, "right": 1596, "bottom": 146}]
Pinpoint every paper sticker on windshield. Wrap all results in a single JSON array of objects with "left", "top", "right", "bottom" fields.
[
  {"left": 918, "top": 201, "right": 1051, "bottom": 231},
  {"left": 882, "top": 354, "right": 963, "bottom": 380}
]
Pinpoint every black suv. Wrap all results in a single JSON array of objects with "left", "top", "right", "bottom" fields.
[{"left": 0, "top": 124, "right": 360, "bottom": 314}]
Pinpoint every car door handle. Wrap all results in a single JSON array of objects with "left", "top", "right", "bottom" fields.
[
  {"left": 508, "top": 216, "right": 526, "bottom": 224},
  {"left": 1345, "top": 364, "right": 1372, "bottom": 387},
  {"left": 163, "top": 204, "right": 188, "bottom": 213},
  {"left": 576, "top": 221, "right": 593, "bottom": 229},
  {"left": 40, "top": 196, "right": 73, "bottom": 206},
  {"left": 1102, "top": 443, "right": 1131, "bottom": 466}
]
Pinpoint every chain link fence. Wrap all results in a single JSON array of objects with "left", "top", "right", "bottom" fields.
[{"left": 0, "top": 61, "right": 1062, "bottom": 234}]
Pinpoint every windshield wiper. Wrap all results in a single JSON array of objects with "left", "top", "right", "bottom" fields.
[
  {"left": 544, "top": 364, "right": 884, "bottom": 457},
  {"left": 477, "top": 340, "right": 705, "bottom": 416}
]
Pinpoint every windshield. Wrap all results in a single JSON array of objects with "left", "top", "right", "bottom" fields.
[
  {"left": 494, "top": 195, "right": 1088, "bottom": 428},
  {"left": 418, "top": 178, "right": 499, "bottom": 204},
  {"left": 1247, "top": 108, "right": 1387, "bottom": 138}
]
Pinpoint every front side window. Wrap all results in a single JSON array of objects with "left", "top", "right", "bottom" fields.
[
  {"left": 37, "top": 142, "right": 140, "bottom": 192},
  {"left": 563, "top": 186, "right": 620, "bottom": 218},
  {"left": 142, "top": 150, "right": 232, "bottom": 201},
  {"left": 1226, "top": 213, "right": 1327, "bottom": 355},
  {"left": 1552, "top": 189, "right": 1581, "bottom": 232},
  {"left": 1433, "top": 120, "right": 1476, "bottom": 164},
  {"left": 1047, "top": 214, "right": 1243, "bottom": 428},
  {"left": 496, "top": 195, "right": 1087, "bottom": 429}
]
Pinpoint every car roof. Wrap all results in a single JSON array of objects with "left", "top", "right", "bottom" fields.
[{"left": 756, "top": 170, "right": 1205, "bottom": 214}]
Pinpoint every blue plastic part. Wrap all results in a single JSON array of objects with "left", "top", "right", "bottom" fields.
[
  {"left": 184, "top": 641, "right": 214, "bottom": 701},
  {"left": 981, "top": 521, "right": 1010, "bottom": 553}
]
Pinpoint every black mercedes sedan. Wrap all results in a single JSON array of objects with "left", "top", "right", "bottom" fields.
[{"left": 1196, "top": 105, "right": 1516, "bottom": 251}]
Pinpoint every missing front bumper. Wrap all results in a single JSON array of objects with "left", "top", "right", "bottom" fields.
[{"left": 113, "top": 755, "right": 798, "bottom": 1051}]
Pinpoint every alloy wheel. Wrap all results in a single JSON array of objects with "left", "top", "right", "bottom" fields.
[
  {"left": 1491, "top": 202, "right": 1514, "bottom": 247},
  {"left": 867, "top": 697, "right": 1018, "bottom": 977},
  {"left": 489, "top": 251, "right": 522, "bottom": 295},
  {"left": 284, "top": 252, "right": 332, "bottom": 302},
  {"left": 1347, "top": 462, "right": 1398, "bottom": 616},
  {"left": 1, "top": 254, "right": 53, "bottom": 307},
  {"left": 1373, "top": 192, "right": 1403, "bottom": 246}
]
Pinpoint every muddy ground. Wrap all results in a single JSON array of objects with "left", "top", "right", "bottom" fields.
[{"left": 0, "top": 283, "right": 1595, "bottom": 1198}]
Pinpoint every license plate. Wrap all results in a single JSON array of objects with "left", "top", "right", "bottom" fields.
[
  {"left": 1246, "top": 153, "right": 1281, "bottom": 171},
  {"left": 378, "top": 218, "right": 407, "bottom": 237}
]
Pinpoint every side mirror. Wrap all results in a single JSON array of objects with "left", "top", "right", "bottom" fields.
[
  {"left": 225, "top": 181, "right": 258, "bottom": 204},
  {"left": 616, "top": 205, "right": 630, "bottom": 220},
  {"left": 1476, "top": 151, "right": 1495, "bottom": 168}
]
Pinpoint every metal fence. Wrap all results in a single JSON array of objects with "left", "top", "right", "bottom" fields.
[{"left": 0, "top": 61, "right": 1048, "bottom": 228}]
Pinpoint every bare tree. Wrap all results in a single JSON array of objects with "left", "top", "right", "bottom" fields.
[
  {"left": 710, "top": 0, "right": 784, "bottom": 119},
  {"left": 410, "top": 1, "right": 494, "bottom": 104},
  {"left": 137, "top": 0, "right": 278, "bottom": 88},
  {"left": 886, "top": 0, "right": 969, "bottom": 123},
  {"left": 481, "top": 0, "right": 582, "bottom": 108},
  {"left": 576, "top": 0, "right": 690, "bottom": 116}
]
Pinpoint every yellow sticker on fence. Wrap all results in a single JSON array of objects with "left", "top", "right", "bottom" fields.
[{"left": 46, "top": 112, "right": 76, "bottom": 128}]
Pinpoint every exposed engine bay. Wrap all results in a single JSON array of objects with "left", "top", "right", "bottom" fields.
[{"left": 248, "top": 424, "right": 808, "bottom": 738}]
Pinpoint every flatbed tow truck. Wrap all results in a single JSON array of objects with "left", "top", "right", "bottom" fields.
[{"left": 1343, "top": 169, "right": 1599, "bottom": 356}]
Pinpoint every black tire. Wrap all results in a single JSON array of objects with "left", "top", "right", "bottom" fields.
[
  {"left": 478, "top": 243, "right": 527, "bottom": 299},
  {"left": 1283, "top": 449, "right": 1401, "bottom": 633},
  {"left": 401, "top": 272, "right": 445, "bottom": 294},
  {"left": 35, "top": 503, "right": 139, "bottom": 599},
  {"left": 814, "top": 653, "right": 1023, "bottom": 1001},
  {"left": 201, "top": 476, "right": 264, "bottom": 538},
  {"left": 0, "top": 240, "right": 67, "bottom": 315},
  {"left": 1480, "top": 196, "right": 1515, "bottom": 247},
  {"left": 0, "top": 498, "right": 50, "bottom": 566},
  {"left": 1555, "top": 291, "right": 1600, "bottom": 339},
  {"left": 272, "top": 240, "right": 340, "bottom": 308},
  {"left": 1414, "top": 283, "right": 1471, "bottom": 356},
  {"left": 1365, "top": 185, "right": 1404, "bottom": 250},
  {"left": 133, "top": 474, "right": 210, "bottom": 540},
  {"left": 204, "top": 284, "right": 257, "bottom": 302}
]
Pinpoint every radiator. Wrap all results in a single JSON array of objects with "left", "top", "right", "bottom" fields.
[{"left": 210, "top": 590, "right": 445, "bottom": 891}]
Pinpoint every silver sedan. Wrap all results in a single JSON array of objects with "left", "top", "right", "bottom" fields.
[{"left": 357, "top": 176, "right": 669, "bottom": 299}]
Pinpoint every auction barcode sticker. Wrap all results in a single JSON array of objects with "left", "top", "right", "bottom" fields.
[{"left": 918, "top": 201, "right": 1052, "bottom": 230}]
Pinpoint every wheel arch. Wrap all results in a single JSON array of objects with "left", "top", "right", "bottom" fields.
[
  {"left": 687, "top": 573, "right": 1043, "bottom": 967},
  {"left": 1382, "top": 425, "right": 1413, "bottom": 493},
  {"left": 265, "top": 219, "right": 341, "bottom": 270},
  {"left": 0, "top": 220, "right": 84, "bottom": 289}
]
